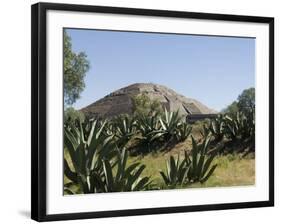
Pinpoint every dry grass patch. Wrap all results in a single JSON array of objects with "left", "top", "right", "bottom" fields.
[{"left": 128, "top": 153, "right": 255, "bottom": 189}]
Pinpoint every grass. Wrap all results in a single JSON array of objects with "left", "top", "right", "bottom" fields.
[
  {"left": 64, "top": 149, "right": 255, "bottom": 192},
  {"left": 64, "top": 135, "right": 255, "bottom": 191},
  {"left": 128, "top": 152, "right": 255, "bottom": 189}
]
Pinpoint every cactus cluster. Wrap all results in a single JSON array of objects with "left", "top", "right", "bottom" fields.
[
  {"left": 134, "top": 109, "right": 192, "bottom": 152},
  {"left": 64, "top": 107, "right": 254, "bottom": 193},
  {"left": 159, "top": 136, "right": 218, "bottom": 187},
  {"left": 64, "top": 120, "right": 151, "bottom": 194},
  {"left": 202, "top": 111, "right": 255, "bottom": 148}
]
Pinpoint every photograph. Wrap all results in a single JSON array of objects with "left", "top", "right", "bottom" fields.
[{"left": 63, "top": 28, "right": 256, "bottom": 195}]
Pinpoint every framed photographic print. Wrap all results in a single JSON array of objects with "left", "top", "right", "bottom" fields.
[{"left": 31, "top": 2, "right": 274, "bottom": 222}]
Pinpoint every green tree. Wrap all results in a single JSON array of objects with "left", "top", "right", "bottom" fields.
[
  {"left": 237, "top": 87, "right": 255, "bottom": 115},
  {"left": 64, "top": 30, "right": 90, "bottom": 105},
  {"left": 223, "top": 87, "right": 255, "bottom": 116},
  {"left": 222, "top": 101, "right": 238, "bottom": 116},
  {"left": 131, "top": 93, "right": 162, "bottom": 117},
  {"left": 64, "top": 107, "right": 85, "bottom": 123}
]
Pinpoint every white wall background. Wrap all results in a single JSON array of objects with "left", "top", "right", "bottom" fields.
[{"left": 0, "top": 0, "right": 279, "bottom": 223}]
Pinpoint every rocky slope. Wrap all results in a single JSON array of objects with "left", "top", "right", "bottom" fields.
[{"left": 81, "top": 83, "right": 216, "bottom": 118}]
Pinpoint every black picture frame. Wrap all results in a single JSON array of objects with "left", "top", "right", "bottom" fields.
[{"left": 31, "top": 2, "right": 274, "bottom": 222}]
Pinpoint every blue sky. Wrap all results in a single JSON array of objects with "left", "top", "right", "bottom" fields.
[{"left": 66, "top": 28, "right": 255, "bottom": 111}]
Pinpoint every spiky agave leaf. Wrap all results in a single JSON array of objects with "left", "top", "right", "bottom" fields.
[
  {"left": 185, "top": 136, "right": 218, "bottom": 183},
  {"left": 159, "top": 154, "right": 189, "bottom": 188}
]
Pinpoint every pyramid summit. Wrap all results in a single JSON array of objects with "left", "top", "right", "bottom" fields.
[{"left": 81, "top": 83, "right": 217, "bottom": 119}]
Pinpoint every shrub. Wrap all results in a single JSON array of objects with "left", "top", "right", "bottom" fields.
[
  {"left": 159, "top": 136, "right": 218, "bottom": 187},
  {"left": 64, "top": 107, "right": 85, "bottom": 124},
  {"left": 135, "top": 113, "right": 163, "bottom": 152},
  {"left": 222, "top": 87, "right": 255, "bottom": 117},
  {"left": 185, "top": 136, "right": 218, "bottom": 183},
  {"left": 64, "top": 119, "right": 114, "bottom": 194},
  {"left": 132, "top": 93, "right": 162, "bottom": 117},
  {"left": 176, "top": 122, "right": 192, "bottom": 142},
  {"left": 200, "top": 123, "right": 211, "bottom": 138},
  {"left": 159, "top": 108, "right": 182, "bottom": 142},
  {"left": 64, "top": 120, "right": 152, "bottom": 194},
  {"left": 208, "top": 114, "right": 225, "bottom": 142},
  {"left": 159, "top": 155, "right": 189, "bottom": 188},
  {"left": 224, "top": 111, "right": 255, "bottom": 143},
  {"left": 102, "top": 149, "right": 152, "bottom": 192},
  {"left": 110, "top": 114, "right": 136, "bottom": 149}
]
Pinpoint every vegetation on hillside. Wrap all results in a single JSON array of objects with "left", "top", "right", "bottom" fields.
[
  {"left": 131, "top": 93, "right": 163, "bottom": 117},
  {"left": 63, "top": 87, "right": 255, "bottom": 194},
  {"left": 62, "top": 30, "right": 255, "bottom": 194}
]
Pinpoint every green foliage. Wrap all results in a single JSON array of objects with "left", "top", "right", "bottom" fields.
[
  {"left": 223, "top": 87, "right": 255, "bottom": 117},
  {"left": 132, "top": 93, "right": 162, "bottom": 117},
  {"left": 111, "top": 115, "right": 136, "bottom": 149},
  {"left": 224, "top": 111, "right": 255, "bottom": 142},
  {"left": 64, "top": 30, "right": 90, "bottom": 105},
  {"left": 222, "top": 101, "right": 239, "bottom": 116},
  {"left": 204, "top": 109, "right": 255, "bottom": 152},
  {"left": 224, "top": 115, "right": 239, "bottom": 141},
  {"left": 63, "top": 86, "right": 256, "bottom": 193},
  {"left": 159, "top": 155, "right": 189, "bottom": 188},
  {"left": 185, "top": 136, "right": 218, "bottom": 183},
  {"left": 200, "top": 123, "right": 211, "bottom": 138},
  {"left": 135, "top": 113, "right": 163, "bottom": 152},
  {"left": 64, "top": 120, "right": 152, "bottom": 194},
  {"left": 237, "top": 88, "right": 255, "bottom": 116},
  {"left": 159, "top": 108, "right": 182, "bottom": 142},
  {"left": 102, "top": 149, "right": 152, "bottom": 192},
  {"left": 64, "top": 107, "right": 85, "bottom": 124},
  {"left": 176, "top": 122, "right": 192, "bottom": 142},
  {"left": 219, "top": 87, "right": 255, "bottom": 144},
  {"left": 64, "top": 119, "right": 115, "bottom": 194},
  {"left": 159, "top": 136, "right": 218, "bottom": 187},
  {"left": 206, "top": 87, "right": 255, "bottom": 146},
  {"left": 132, "top": 109, "right": 192, "bottom": 153},
  {"left": 208, "top": 114, "right": 225, "bottom": 142}
]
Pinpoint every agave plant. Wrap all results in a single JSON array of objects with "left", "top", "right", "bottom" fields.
[
  {"left": 185, "top": 136, "right": 218, "bottom": 183},
  {"left": 159, "top": 154, "right": 189, "bottom": 188},
  {"left": 208, "top": 114, "right": 225, "bottom": 142},
  {"left": 64, "top": 119, "right": 116, "bottom": 194},
  {"left": 224, "top": 111, "right": 255, "bottom": 143},
  {"left": 243, "top": 110, "right": 255, "bottom": 142},
  {"left": 135, "top": 113, "right": 163, "bottom": 151},
  {"left": 111, "top": 115, "right": 136, "bottom": 148},
  {"left": 160, "top": 136, "right": 218, "bottom": 187},
  {"left": 237, "top": 110, "right": 255, "bottom": 141},
  {"left": 102, "top": 149, "right": 152, "bottom": 192},
  {"left": 200, "top": 123, "right": 211, "bottom": 139},
  {"left": 224, "top": 114, "right": 239, "bottom": 141},
  {"left": 159, "top": 108, "right": 182, "bottom": 141},
  {"left": 103, "top": 120, "right": 115, "bottom": 137},
  {"left": 176, "top": 122, "right": 192, "bottom": 142}
]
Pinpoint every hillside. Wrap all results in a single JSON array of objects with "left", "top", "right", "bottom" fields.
[{"left": 81, "top": 83, "right": 216, "bottom": 118}]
